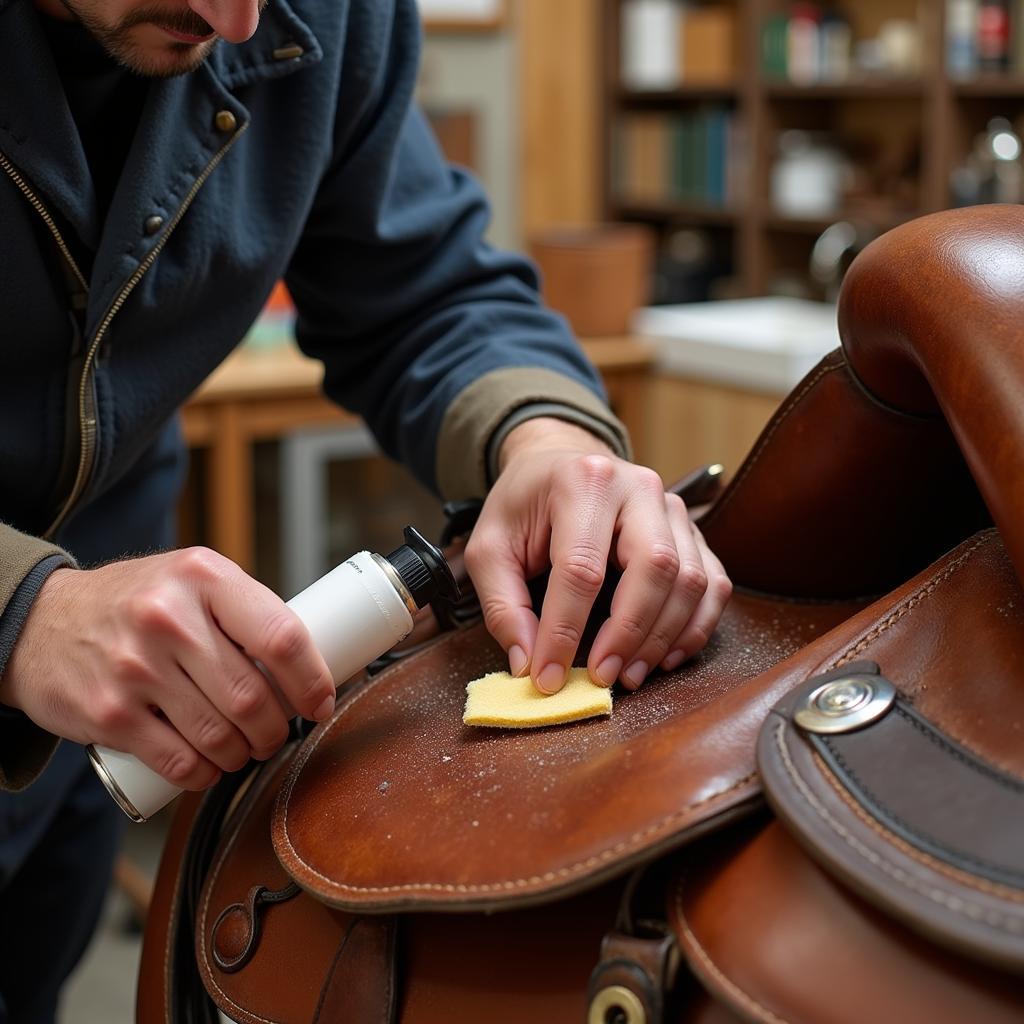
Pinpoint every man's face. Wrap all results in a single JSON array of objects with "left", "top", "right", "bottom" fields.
[{"left": 43, "top": 0, "right": 264, "bottom": 77}]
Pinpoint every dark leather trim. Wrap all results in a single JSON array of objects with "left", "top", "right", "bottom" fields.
[{"left": 813, "top": 702, "right": 1024, "bottom": 889}]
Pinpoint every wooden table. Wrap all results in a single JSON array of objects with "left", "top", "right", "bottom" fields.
[{"left": 181, "top": 337, "right": 654, "bottom": 573}]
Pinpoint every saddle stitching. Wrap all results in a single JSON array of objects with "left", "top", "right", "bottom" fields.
[
  {"left": 699, "top": 358, "right": 842, "bottom": 529},
  {"left": 821, "top": 731, "right": 1024, "bottom": 887},
  {"left": 829, "top": 532, "right": 993, "bottom": 670},
  {"left": 278, "top": 765, "right": 758, "bottom": 896},
  {"left": 671, "top": 871, "right": 791, "bottom": 1024},
  {"left": 775, "top": 721, "right": 1024, "bottom": 934},
  {"left": 814, "top": 751, "right": 1024, "bottom": 904}
]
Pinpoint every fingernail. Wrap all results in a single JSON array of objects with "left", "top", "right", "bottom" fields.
[
  {"left": 661, "top": 650, "right": 686, "bottom": 671},
  {"left": 623, "top": 660, "right": 648, "bottom": 689},
  {"left": 594, "top": 655, "right": 623, "bottom": 687},
  {"left": 508, "top": 645, "right": 529, "bottom": 677},
  {"left": 313, "top": 694, "right": 336, "bottom": 722},
  {"left": 535, "top": 663, "right": 566, "bottom": 694}
]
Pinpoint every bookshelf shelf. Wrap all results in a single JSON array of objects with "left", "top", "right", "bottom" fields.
[
  {"left": 617, "top": 85, "right": 739, "bottom": 105},
  {"left": 612, "top": 201, "right": 740, "bottom": 225},
  {"left": 762, "top": 207, "right": 923, "bottom": 235},
  {"left": 603, "top": 0, "right": 1024, "bottom": 299},
  {"left": 952, "top": 75, "right": 1024, "bottom": 97},
  {"left": 762, "top": 79, "right": 926, "bottom": 99}
]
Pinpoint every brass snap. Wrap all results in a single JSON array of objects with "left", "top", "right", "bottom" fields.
[
  {"left": 588, "top": 985, "right": 647, "bottom": 1024},
  {"left": 215, "top": 109, "right": 238, "bottom": 133}
]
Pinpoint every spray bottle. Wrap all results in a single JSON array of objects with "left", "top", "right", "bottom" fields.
[{"left": 87, "top": 526, "right": 458, "bottom": 822}]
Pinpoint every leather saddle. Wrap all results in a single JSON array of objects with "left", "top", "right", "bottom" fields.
[{"left": 137, "top": 206, "right": 1024, "bottom": 1023}]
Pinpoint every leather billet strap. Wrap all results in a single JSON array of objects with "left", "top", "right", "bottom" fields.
[{"left": 759, "top": 663, "right": 1024, "bottom": 973}]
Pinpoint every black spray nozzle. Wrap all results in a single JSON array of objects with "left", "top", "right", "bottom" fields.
[{"left": 384, "top": 525, "right": 460, "bottom": 609}]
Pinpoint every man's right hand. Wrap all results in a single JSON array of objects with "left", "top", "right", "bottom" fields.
[{"left": 0, "top": 548, "right": 336, "bottom": 790}]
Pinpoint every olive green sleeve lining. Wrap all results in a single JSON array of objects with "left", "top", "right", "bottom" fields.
[{"left": 436, "top": 367, "right": 632, "bottom": 500}]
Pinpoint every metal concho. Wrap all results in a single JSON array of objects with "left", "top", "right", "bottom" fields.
[{"left": 793, "top": 673, "right": 896, "bottom": 734}]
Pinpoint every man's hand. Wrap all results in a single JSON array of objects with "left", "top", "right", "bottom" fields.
[
  {"left": 464, "top": 418, "right": 732, "bottom": 694},
  {"left": 0, "top": 548, "right": 336, "bottom": 790}
]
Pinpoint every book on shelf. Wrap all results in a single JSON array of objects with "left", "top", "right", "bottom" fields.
[{"left": 613, "top": 107, "right": 742, "bottom": 209}]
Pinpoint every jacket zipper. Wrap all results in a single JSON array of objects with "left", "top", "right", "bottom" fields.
[{"left": 0, "top": 123, "right": 248, "bottom": 538}]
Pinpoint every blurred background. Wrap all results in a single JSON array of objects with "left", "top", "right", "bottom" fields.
[{"left": 64, "top": 0, "right": 1024, "bottom": 1018}]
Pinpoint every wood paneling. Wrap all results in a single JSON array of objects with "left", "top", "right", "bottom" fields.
[
  {"left": 644, "top": 375, "right": 781, "bottom": 486},
  {"left": 519, "top": 0, "right": 602, "bottom": 234}
]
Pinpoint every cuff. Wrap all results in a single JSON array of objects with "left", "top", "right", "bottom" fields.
[
  {"left": 484, "top": 402, "right": 630, "bottom": 487},
  {"left": 0, "top": 526, "right": 77, "bottom": 791},
  {"left": 436, "top": 367, "right": 633, "bottom": 500}
]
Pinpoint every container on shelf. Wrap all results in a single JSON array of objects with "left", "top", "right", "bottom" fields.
[{"left": 530, "top": 223, "right": 655, "bottom": 337}]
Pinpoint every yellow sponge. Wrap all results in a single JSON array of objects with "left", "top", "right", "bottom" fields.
[{"left": 463, "top": 668, "right": 613, "bottom": 728}]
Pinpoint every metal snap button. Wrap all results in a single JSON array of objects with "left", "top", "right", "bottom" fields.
[
  {"left": 794, "top": 673, "right": 896, "bottom": 734},
  {"left": 215, "top": 109, "right": 238, "bottom": 133},
  {"left": 143, "top": 214, "right": 164, "bottom": 236},
  {"left": 272, "top": 43, "right": 304, "bottom": 60},
  {"left": 588, "top": 985, "right": 647, "bottom": 1024}
]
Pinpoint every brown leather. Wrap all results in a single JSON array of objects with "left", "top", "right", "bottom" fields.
[
  {"left": 138, "top": 206, "right": 1024, "bottom": 1022},
  {"left": 698, "top": 350, "right": 989, "bottom": 598},
  {"left": 271, "top": 591, "right": 864, "bottom": 913},
  {"left": 669, "top": 820, "right": 1024, "bottom": 1024},
  {"left": 758, "top": 543, "right": 1024, "bottom": 971},
  {"left": 195, "top": 746, "right": 373, "bottom": 1024},
  {"left": 398, "top": 881, "right": 626, "bottom": 1023},
  {"left": 314, "top": 917, "right": 397, "bottom": 1023},
  {"left": 136, "top": 791, "right": 203, "bottom": 1024},
  {"left": 838, "top": 204, "right": 1024, "bottom": 585}
]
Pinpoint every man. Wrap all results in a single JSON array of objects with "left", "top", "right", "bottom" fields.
[{"left": 0, "top": 0, "right": 732, "bottom": 1018}]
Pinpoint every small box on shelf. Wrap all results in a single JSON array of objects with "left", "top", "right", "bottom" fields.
[{"left": 620, "top": 0, "right": 738, "bottom": 91}]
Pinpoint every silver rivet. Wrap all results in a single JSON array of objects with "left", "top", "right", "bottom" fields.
[
  {"left": 794, "top": 673, "right": 896, "bottom": 734},
  {"left": 816, "top": 679, "right": 871, "bottom": 715},
  {"left": 143, "top": 214, "right": 164, "bottom": 236}
]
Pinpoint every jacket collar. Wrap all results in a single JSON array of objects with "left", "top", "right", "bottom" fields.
[{"left": 0, "top": 0, "right": 321, "bottom": 272}]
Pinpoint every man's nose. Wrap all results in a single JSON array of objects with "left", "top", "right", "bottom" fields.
[{"left": 187, "top": 0, "right": 261, "bottom": 43}]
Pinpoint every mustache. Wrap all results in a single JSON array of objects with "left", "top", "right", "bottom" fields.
[{"left": 121, "top": 6, "right": 216, "bottom": 35}]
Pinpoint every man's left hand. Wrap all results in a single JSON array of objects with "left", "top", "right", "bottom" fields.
[{"left": 463, "top": 417, "right": 732, "bottom": 694}]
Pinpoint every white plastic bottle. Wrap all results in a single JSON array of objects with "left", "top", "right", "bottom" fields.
[{"left": 87, "top": 527, "right": 458, "bottom": 822}]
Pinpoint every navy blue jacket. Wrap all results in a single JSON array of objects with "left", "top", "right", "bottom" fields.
[{"left": 0, "top": 0, "right": 628, "bottom": 786}]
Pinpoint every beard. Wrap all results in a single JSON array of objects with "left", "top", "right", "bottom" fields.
[{"left": 56, "top": 1, "right": 220, "bottom": 77}]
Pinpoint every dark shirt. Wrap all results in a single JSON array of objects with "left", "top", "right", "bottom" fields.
[{"left": 37, "top": 13, "right": 148, "bottom": 262}]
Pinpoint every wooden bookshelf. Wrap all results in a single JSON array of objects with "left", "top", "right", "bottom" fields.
[{"left": 603, "top": 0, "right": 1024, "bottom": 299}]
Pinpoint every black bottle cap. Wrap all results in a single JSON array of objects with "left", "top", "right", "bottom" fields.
[{"left": 384, "top": 526, "right": 460, "bottom": 609}]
